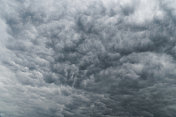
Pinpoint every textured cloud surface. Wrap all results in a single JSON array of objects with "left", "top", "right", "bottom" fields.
[{"left": 0, "top": 0, "right": 176, "bottom": 117}]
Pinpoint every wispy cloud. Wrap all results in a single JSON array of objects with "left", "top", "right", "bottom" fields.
[{"left": 0, "top": 0, "right": 176, "bottom": 117}]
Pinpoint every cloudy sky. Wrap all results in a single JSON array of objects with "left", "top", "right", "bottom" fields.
[{"left": 0, "top": 0, "right": 176, "bottom": 117}]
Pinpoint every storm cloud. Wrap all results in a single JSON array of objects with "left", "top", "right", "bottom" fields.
[{"left": 0, "top": 0, "right": 176, "bottom": 117}]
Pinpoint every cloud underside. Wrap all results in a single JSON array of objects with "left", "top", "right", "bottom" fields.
[{"left": 0, "top": 0, "right": 176, "bottom": 117}]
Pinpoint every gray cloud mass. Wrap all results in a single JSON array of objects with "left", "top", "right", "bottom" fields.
[{"left": 0, "top": 0, "right": 176, "bottom": 117}]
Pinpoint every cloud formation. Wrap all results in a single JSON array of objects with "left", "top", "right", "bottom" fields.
[{"left": 0, "top": 0, "right": 176, "bottom": 117}]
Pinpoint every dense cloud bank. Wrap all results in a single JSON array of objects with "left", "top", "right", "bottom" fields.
[{"left": 0, "top": 0, "right": 176, "bottom": 117}]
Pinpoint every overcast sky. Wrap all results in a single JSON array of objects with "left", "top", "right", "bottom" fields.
[{"left": 0, "top": 0, "right": 176, "bottom": 117}]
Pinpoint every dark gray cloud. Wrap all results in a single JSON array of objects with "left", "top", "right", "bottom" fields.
[{"left": 0, "top": 0, "right": 176, "bottom": 117}]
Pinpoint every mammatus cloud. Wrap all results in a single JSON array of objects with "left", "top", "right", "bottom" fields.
[{"left": 0, "top": 0, "right": 176, "bottom": 117}]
